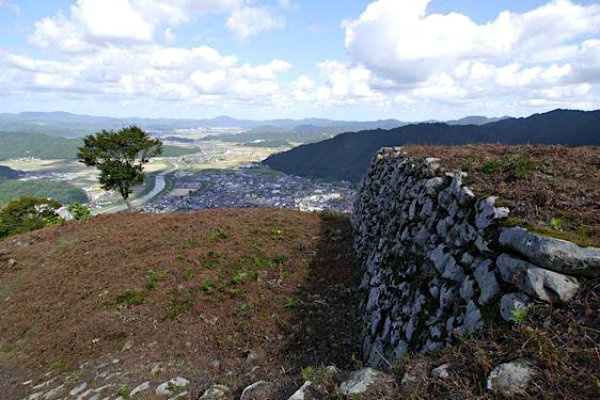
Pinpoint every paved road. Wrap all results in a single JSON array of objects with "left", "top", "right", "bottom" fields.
[{"left": 101, "top": 168, "right": 176, "bottom": 214}]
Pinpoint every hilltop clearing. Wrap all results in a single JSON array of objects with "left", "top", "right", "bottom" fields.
[{"left": 0, "top": 209, "right": 361, "bottom": 398}]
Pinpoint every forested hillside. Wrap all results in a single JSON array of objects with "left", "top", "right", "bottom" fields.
[
  {"left": 0, "top": 180, "right": 87, "bottom": 205},
  {"left": 264, "top": 109, "right": 600, "bottom": 183},
  {"left": 0, "top": 131, "right": 198, "bottom": 161}
]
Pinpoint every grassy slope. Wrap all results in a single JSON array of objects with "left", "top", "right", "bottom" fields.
[{"left": 0, "top": 209, "right": 361, "bottom": 398}]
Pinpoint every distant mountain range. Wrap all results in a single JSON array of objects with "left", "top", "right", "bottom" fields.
[
  {"left": 263, "top": 109, "right": 600, "bottom": 183},
  {"left": 0, "top": 111, "right": 505, "bottom": 139}
]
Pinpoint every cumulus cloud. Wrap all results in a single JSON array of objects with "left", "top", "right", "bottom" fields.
[
  {"left": 28, "top": 0, "right": 260, "bottom": 52},
  {"left": 343, "top": 0, "right": 600, "bottom": 111},
  {"left": 226, "top": 7, "right": 285, "bottom": 42},
  {"left": 2, "top": 43, "right": 291, "bottom": 107}
]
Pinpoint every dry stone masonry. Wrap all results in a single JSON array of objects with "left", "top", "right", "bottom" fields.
[{"left": 352, "top": 147, "right": 600, "bottom": 368}]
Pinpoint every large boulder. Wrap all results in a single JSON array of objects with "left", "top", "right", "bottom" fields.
[
  {"left": 499, "top": 227, "right": 600, "bottom": 277},
  {"left": 497, "top": 254, "right": 580, "bottom": 303}
]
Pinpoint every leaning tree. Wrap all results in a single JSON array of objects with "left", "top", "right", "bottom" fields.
[{"left": 77, "top": 125, "right": 162, "bottom": 212}]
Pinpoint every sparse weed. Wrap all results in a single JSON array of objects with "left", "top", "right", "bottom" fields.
[
  {"left": 283, "top": 296, "right": 299, "bottom": 308},
  {"left": 181, "top": 238, "right": 197, "bottom": 249},
  {"left": 182, "top": 268, "right": 195, "bottom": 281},
  {"left": 114, "top": 288, "right": 146, "bottom": 307},
  {"left": 231, "top": 271, "right": 249, "bottom": 284},
  {"left": 461, "top": 155, "right": 478, "bottom": 172},
  {"left": 117, "top": 385, "right": 131, "bottom": 399},
  {"left": 166, "top": 380, "right": 186, "bottom": 394},
  {"left": 202, "top": 278, "right": 215, "bottom": 293},
  {"left": 480, "top": 158, "right": 504, "bottom": 175},
  {"left": 511, "top": 155, "right": 540, "bottom": 179},
  {"left": 270, "top": 227, "right": 284, "bottom": 243},
  {"left": 50, "top": 359, "right": 66, "bottom": 371},
  {"left": 550, "top": 218, "right": 564, "bottom": 231},
  {"left": 198, "top": 252, "right": 221, "bottom": 270},
  {"left": 510, "top": 308, "right": 528, "bottom": 323},
  {"left": 228, "top": 287, "right": 244, "bottom": 297},
  {"left": 145, "top": 267, "right": 168, "bottom": 290},
  {"left": 210, "top": 226, "right": 231, "bottom": 242},
  {"left": 164, "top": 295, "right": 195, "bottom": 320}
]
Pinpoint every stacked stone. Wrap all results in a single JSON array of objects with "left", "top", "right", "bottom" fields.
[{"left": 352, "top": 147, "right": 600, "bottom": 368}]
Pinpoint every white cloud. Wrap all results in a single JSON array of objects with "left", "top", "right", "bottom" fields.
[
  {"left": 28, "top": 0, "right": 257, "bottom": 53},
  {"left": 1, "top": 43, "right": 292, "bottom": 107},
  {"left": 29, "top": 0, "right": 155, "bottom": 51},
  {"left": 226, "top": 7, "right": 285, "bottom": 42},
  {"left": 339, "top": 0, "right": 600, "bottom": 116}
]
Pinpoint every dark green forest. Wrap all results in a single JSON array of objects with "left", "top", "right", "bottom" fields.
[{"left": 265, "top": 109, "right": 600, "bottom": 183}]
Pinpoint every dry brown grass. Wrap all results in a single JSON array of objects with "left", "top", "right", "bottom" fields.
[
  {"left": 402, "top": 144, "right": 600, "bottom": 246},
  {"left": 0, "top": 209, "right": 362, "bottom": 398}
]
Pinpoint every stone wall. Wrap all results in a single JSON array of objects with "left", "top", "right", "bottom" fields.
[{"left": 352, "top": 147, "right": 599, "bottom": 367}]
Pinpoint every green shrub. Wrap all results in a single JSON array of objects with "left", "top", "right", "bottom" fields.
[
  {"left": 67, "top": 202, "right": 91, "bottom": 220},
  {"left": 0, "top": 196, "right": 63, "bottom": 240}
]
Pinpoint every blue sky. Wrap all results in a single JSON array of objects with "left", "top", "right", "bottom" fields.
[{"left": 0, "top": 0, "right": 599, "bottom": 121}]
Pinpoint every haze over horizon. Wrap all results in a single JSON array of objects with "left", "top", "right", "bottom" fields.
[{"left": 1, "top": 0, "right": 600, "bottom": 121}]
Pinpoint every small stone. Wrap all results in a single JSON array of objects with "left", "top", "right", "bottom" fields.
[
  {"left": 69, "top": 382, "right": 88, "bottom": 396},
  {"left": 461, "top": 252, "right": 475, "bottom": 267},
  {"left": 422, "top": 158, "right": 442, "bottom": 178},
  {"left": 156, "top": 377, "right": 190, "bottom": 396},
  {"left": 168, "top": 391, "right": 188, "bottom": 400},
  {"left": 7, "top": 258, "right": 16, "bottom": 269},
  {"left": 339, "top": 368, "right": 394, "bottom": 396},
  {"left": 121, "top": 339, "right": 134, "bottom": 352},
  {"left": 487, "top": 360, "right": 535, "bottom": 397},
  {"left": 461, "top": 300, "right": 483, "bottom": 333},
  {"left": 442, "top": 260, "right": 465, "bottom": 282},
  {"left": 429, "top": 245, "right": 457, "bottom": 276},
  {"left": 473, "top": 259, "right": 500, "bottom": 305},
  {"left": 500, "top": 293, "right": 531, "bottom": 322},
  {"left": 424, "top": 177, "right": 445, "bottom": 195},
  {"left": 450, "top": 171, "right": 465, "bottom": 195},
  {"left": 459, "top": 277, "right": 475, "bottom": 301},
  {"left": 458, "top": 186, "right": 475, "bottom": 205},
  {"left": 288, "top": 381, "right": 314, "bottom": 400},
  {"left": 43, "top": 385, "right": 65, "bottom": 400},
  {"left": 439, "top": 285, "right": 457, "bottom": 309},
  {"left": 130, "top": 381, "right": 151, "bottom": 396},
  {"left": 240, "top": 381, "right": 273, "bottom": 400},
  {"left": 199, "top": 384, "right": 230, "bottom": 400},
  {"left": 475, "top": 196, "right": 509, "bottom": 230},
  {"left": 431, "top": 364, "right": 451, "bottom": 380}
]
